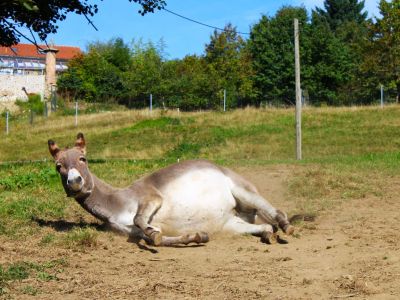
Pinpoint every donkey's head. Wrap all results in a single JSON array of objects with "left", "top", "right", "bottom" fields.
[{"left": 48, "top": 133, "right": 94, "bottom": 198}]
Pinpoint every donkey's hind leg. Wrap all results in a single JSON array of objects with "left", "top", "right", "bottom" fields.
[
  {"left": 231, "top": 186, "right": 294, "bottom": 235},
  {"left": 223, "top": 216, "right": 278, "bottom": 244}
]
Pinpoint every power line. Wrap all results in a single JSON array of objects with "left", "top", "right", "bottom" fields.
[{"left": 162, "top": 8, "right": 250, "bottom": 36}]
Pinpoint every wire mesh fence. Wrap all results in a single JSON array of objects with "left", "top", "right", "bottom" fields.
[{"left": 1, "top": 84, "right": 399, "bottom": 137}]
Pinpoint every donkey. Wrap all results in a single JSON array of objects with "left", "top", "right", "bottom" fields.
[{"left": 48, "top": 133, "right": 294, "bottom": 246}]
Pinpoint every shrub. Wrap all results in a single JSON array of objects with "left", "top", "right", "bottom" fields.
[{"left": 15, "top": 94, "right": 44, "bottom": 114}]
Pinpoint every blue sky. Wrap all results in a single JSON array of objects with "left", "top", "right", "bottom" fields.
[{"left": 44, "top": 0, "right": 381, "bottom": 59}]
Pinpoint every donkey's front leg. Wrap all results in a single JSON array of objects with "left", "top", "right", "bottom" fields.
[
  {"left": 134, "top": 195, "right": 164, "bottom": 245},
  {"left": 160, "top": 232, "right": 209, "bottom": 246},
  {"left": 134, "top": 194, "right": 209, "bottom": 247}
]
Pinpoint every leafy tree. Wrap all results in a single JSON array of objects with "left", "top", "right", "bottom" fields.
[
  {"left": 88, "top": 38, "right": 132, "bottom": 71},
  {"left": 58, "top": 44, "right": 126, "bottom": 102},
  {"left": 122, "top": 39, "right": 165, "bottom": 108},
  {"left": 0, "top": 0, "right": 166, "bottom": 46},
  {"left": 312, "top": 0, "right": 373, "bottom": 104},
  {"left": 315, "top": 0, "right": 368, "bottom": 31},
  {"left": 160, "top": 55, "right": 214, "bottom": 110},
  {"left": 205, "top": 24, "right": 255, "bottom": 108},
  {"left": 308, "top": 11, "right": 356, "bottom": 105},
  {"left": 363, "top": 0, "right": 400, "bottom": 102},
  {"left": 248, "top": 6, "right": 311, "bottom": 105}
]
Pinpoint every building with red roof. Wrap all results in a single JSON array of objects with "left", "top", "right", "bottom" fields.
[{"left": 0, "top": 44, "right": 81, "bottom": 75}]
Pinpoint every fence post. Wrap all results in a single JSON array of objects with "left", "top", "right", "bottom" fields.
[
  {"left": 380, "top": 84, "right": 384, "bottom": 108},
  {"left": 223, "top": 89, "right": 226, "bottom": 112},
  {"left": 75, "top": 101, "right": 78, "bottom": 127},
  {"left": 44, "top": 101, "right": 48, "bottom": 117},
  {"left": 30, "top": 110, "right": 34, "bottom": 125},
  {"left": 150, "top": 94, "right": 153, "bottom": 112},
  {"left": 5, "top": 111, "right": 9, "bottom": 135}
]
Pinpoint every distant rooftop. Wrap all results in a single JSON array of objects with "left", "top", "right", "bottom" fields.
[{"left": 0, "top": 44, "right": 81, "bottom": 60}]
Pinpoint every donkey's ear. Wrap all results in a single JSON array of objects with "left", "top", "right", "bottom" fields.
[
  {"left": 48, "top": 139, "right": 60, "bottom": 159},
  {"left": 75, "top": 132, "right": 86, "bottom": 154}
]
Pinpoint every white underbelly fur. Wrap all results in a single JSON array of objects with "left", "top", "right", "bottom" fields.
[{"left": 151, "top": 169, "right": 236, "bottom": 235}]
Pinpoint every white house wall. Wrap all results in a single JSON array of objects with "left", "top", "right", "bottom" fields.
[{"left": 0, "top": 74, "right": 45, "bottom": 102}]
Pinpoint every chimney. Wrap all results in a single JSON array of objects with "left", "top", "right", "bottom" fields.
[{"left": 43, "top": 46, "right": 59, "bottom": 101}]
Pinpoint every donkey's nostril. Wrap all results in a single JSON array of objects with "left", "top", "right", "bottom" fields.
[{"left": 67, "top": 176, "right": 82, "bottom": 186}]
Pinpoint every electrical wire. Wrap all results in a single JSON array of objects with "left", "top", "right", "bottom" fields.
[{"left": 162, "top": 8, "right": 250, "bottom": 36}]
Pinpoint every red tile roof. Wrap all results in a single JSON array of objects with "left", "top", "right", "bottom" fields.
[{"left": 0, "top": 44, "right": 81, "bottom": 60}]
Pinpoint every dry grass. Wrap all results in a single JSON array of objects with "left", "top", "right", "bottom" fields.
[
  {"left": 284, "top": 164, "right": 387, "bottom": 219},
  {"left": 2, "top": 105, "right": 400, "bottom": 163}
]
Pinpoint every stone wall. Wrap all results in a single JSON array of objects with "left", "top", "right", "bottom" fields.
[{"left": 0, "top": 74, "right": 45, "bottom": 102}]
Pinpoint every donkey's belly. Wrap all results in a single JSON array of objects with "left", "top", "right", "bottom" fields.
[{"left": 151, "top": 169, "right": 236, "bottom": 235}]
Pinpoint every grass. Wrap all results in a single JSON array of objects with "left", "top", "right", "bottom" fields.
[
  {"left": 0, "top": 164, "right": 66, "bottom": 237},
  {"left": 0, "top": 105, "right": 399, "bottom": 296},
  {"left": 1, "top": 105, "right": 400, "bottom": 162},
  {"left": 61, "top": 227, "right": 99, "bottom": 250},
  {"left": 0, "top": 259, "right": 67, "bottom": 295},
  {"left": 0, "top": 105, "right": 399, "bottom": 241}
]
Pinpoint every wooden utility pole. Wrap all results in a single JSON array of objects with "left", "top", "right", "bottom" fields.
[{"left": 294, "top": 18, "right": 302, "bottom": 160}]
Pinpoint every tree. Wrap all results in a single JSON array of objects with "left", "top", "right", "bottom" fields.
[
  {"left": 160, "top": 55, "right": 213, "bottom": 110},
  {"left": 248, "top": 6, "right": 311, "bottom": 105},
  {"left": 58, "top": 41, "right": 128, "bottom": 102},
  {"left": 315, "top": 0, "right": 368, "bottom": 31},
  {"left": 123, "top": 39, "right": 165, "bottom": 108},
  {"left": 363, "top": 0, "right": 400, "bottom": 102},
  {"left": 205, "top": 24, "right": 256, "bottom": 108},
  {"left": 312, "top": 0, "right": 373, "bottom": 105},
  {"left": 0, "top": 0, "right": 166, "bottom": 47},
  {"left": 88, "top": 38, "right": 132, "bottom": 71},
  {"left": 307, "top": 11, "right": 356, "bottom": 105}
]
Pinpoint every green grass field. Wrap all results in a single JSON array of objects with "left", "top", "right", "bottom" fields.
[
  {"left": 1, "top": 106, "right": 400, "bottom": 163},
  {"left": 1, "top": 105, "right": 398, "bottom": 226},
  {"left": 1, "top": 105, "right": 400, "bottom": 294},
  {"left": 1, "top": 105, "right": 400, "bottom": 217}
]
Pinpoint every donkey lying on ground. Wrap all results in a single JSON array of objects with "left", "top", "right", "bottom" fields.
[{"left": 48, "top": 133, "right": 294, "bottom": 246}]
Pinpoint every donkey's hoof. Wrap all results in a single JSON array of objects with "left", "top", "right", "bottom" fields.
[
  {"left": 277, "top": 235, "right": 289, "bottom": 244},
  {"left": 194, "top": 232, "right": 209, "bottom": 244},
  {"left": 150, "top": 231, "right": 163, "bottom": 246},
  {"left": 283, "top": 225, "right": 295, "bottom": 235},
  {"left": 261, "top": 231, "right": 277, "bottom": 244}
]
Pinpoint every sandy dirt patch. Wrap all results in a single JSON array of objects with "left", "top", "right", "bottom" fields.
[{"left": 1, "top": 166, "right": 399, "bottom": 299}]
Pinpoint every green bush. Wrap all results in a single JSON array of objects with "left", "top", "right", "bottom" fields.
[{"left": 15, "top": 94, "right": 44, "bottom": 114}]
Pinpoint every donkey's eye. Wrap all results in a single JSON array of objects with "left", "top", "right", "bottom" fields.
[
  {"left": 56, "top": 163, "right": 62, "bottom": 172},
  {"left": 79, "top": 157, "right": 87, "bottom": 163}
]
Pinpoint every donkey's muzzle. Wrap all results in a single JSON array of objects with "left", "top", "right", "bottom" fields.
[{"left": 67, "top": 168, "right": 84, "bottom": 192}]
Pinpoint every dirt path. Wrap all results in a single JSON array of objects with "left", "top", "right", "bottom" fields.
[{"left": 1, "top": 166, "right": 399, "bottom": 299}]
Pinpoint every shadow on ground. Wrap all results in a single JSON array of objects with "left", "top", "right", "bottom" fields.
[{"left": 33, "top": 218, "right": 106, "bottom": 232}]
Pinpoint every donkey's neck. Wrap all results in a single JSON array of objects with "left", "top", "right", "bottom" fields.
[{"left": 75, "top": 173, "right": 130, "bottom": 222}]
